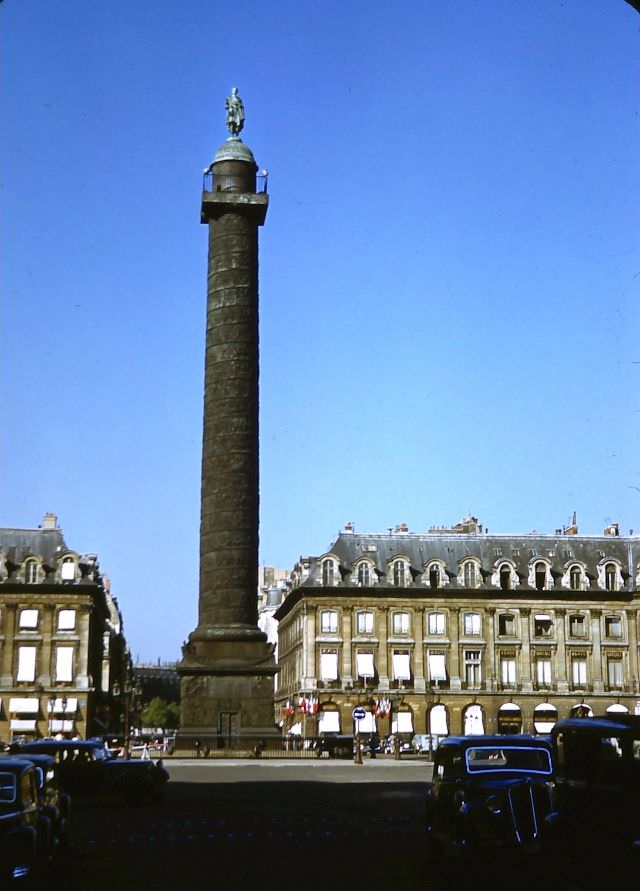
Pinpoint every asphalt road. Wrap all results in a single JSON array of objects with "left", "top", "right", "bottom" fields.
[{"left": 45, "top": 758, "right": 585, "bottom": 891}]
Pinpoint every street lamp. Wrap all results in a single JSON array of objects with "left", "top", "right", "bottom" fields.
[{"left": 112, "top": 681, "right": 141, "bottom": 758}]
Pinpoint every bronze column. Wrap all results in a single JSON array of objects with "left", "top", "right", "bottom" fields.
[{"left": 179, "top": 92, "right": 277, "bottom": 740}]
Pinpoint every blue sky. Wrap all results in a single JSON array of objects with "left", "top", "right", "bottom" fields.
[{"left": 2, "top": 1, "right": 639, "bottom": 663}]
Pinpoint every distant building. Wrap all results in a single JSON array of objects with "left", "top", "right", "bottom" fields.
[
  {"left": 134, "top": 662, "right": 180, "bottom": 705},
  {"left": 274, "top": 518, "right": 640, "bottom": 739},
  {"left": 257, "top": 566, "right": 289, "bottom": 657},
  {"left": 0, "top": 513, "right": 130, "bottom": 741}
]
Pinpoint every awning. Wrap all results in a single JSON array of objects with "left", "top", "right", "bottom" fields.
[
  {"left": 499, "top": 703, "right": 521, "bottom": 712},
  {"left": 318, "top": 711, "right": 340, "bottom": 733},
  {"left": 10, "top": 719, "right": 37, "bottom": 731},
  {"left": 9, "top": 698, "right": 39, "bottom": 714},
  {"left": 356, "top": 653, "right": 375, "bottom": 678}
]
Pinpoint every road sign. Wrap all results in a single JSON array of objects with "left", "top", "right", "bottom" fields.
[{"left": 352, "top": 706, "right": 366, "bottom": 721}]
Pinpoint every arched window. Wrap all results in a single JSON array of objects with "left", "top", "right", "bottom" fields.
[
  {"left": 25, "top": 560, "right": 40, "bottom": 584},
  {"left": 569, "top": 565, "right": 582, "bottom": 591},
  {"left": 393, "top": 560, "right": 409, "bottom": 587},
  {"left": 534, "top": 562, "right": 547, "bottom": 591},
  {"left": 357, "top": 562, "right": 371, "bottom": 586},
  {"left": 499, "top": 565, "right": 511, "bottom": 591},
  {"left": 60, "top": 556, "right": 76, "bottom": 581},
  {"left": 604, "top": 563, "right": 617, "bottom": 592},
  {"left": 463, "top": 561, "right": 478, "bottom": 588},
  {"left": 429, "top": 564, "right": 440, "bottom": 589},
  {"left": 322, "top": 559, "right": 336, "bottom": 587}
]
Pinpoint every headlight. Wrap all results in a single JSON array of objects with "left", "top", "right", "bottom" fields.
[{"left": 486, "top": 794, "right": 502, "bottom": 815}]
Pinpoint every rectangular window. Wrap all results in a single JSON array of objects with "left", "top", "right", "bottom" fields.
[
  {"left": 464, "top": 650, "right": 482, "bottom": 688},
  {"left": 18, "top": 609, "right": 38, "bottom": 629},
  {"left": 55, "top": 648, "right": 74, "bottom": 682},
  {"left": 61, "top": 561, "right": 75, "bottom": 580},
  {"left": 320, "top": 610, "right": 338, "bottom": 633},
  {"left": 392, "top": 612, "right": 410, "bottom": 635},
  {"left": 463, "top": 613, "right": 481, "bottom": 635},
  {"left": 319, "top": 651, "right": 338, "bottom": 681},
  {"left": 500, "top": 658, "right": 517, "bottom": 686},
  {"left": 428, "top": 653, "right": 447, "bottom": 682},
  {"left": 605, "top": 616, "right": 622, "bottom": 639},
  {"left": 607, "top": 659, "right": 623, "bottom": 689},
  {"left": 570, "top": 615, "right": 585, "bottom": 637},
  {"left": 428, "top": 612, "right": 445, "bottom": 635},
  {"left": 498, "top": 614, "right": 515, "bottom": 636},
  {"left": 356, "top": 611, "right": 374, "bottom": 634},
  {"left": 572, "top": 658, "right": 587, "bottom": 686},
  {"left": 534, "top": 614, "right": 553, "bottom": 637},
  {"left": 392, "top": 651, "right": 411, "bottom": 681},
  {"left": 16, "top": 646, "right": 37, "bottom": 682},
  {"left": 356, "top": 652, "right": 375, "bottom": 679},
  {"left": 536, "top": 659, "right": 552, "bottom": 685},
  {"left": 57, "top": 609, "right": 76, "bottom": 631}
]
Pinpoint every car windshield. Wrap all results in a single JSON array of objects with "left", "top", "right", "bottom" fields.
[
  {"left": 465, "top": 745, "right": 552, "bottom": 775},
  {"left": 0, "top": 772, "right": 17, "bottom": 804}
]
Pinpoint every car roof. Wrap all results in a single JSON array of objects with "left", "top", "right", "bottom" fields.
[
  {"left": 14, "top": 739, "right": 100, "bottom": 751},
  {"left": 552, "top": 715, "right": 640, "bottom": 736},
  {"left": 0, "top": 756, "right": 38, "bottom": 775},
  {"left": 437, "top": 734, "right": 551, "bottom": 750}
]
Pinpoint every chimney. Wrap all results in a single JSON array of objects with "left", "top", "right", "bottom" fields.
[
  {"left": 396, "top": 523, "right": 409, "bottom": 533},
  {"left": 604, "top": 523, "right": 620, "bottom": 537},
  {"left": 42, "top": 513, "right": 58, "bottom": 530},
  {"left": 344, "top": 522, "right": 354, "bottom": 533}
]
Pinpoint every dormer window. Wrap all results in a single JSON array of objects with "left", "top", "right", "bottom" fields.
[
  {"left": 60, "top": 557, "right": 76, "bottom": 581},
  {"left": 499, "top": 565, "right": 511, "bottom": 591},
  {"left": 322, "top": 559, "right": 336, "bottom": 587},
  {"left": 392, "top": 560, "right": 409, "bottom": 587},
  {"left": 429, "top": 564, "right": 440, "bottom": 589},
  {"left": 604, "top": 563, "right": 617, "bottom": 592},
  {"left": 569, "top": 565, "right": 582, "bottom": 591},
  {"left": 356, "top": 561, "right": 371, "bottom": 586},
  {"left": 534, "top": 562, "right": 547, "bottom": 591},
  {"left": 25, "top": 560, "right": 40, "bottom": 584},
  {"left": 463, "top": 561, "right": 478, "bottom": 588}
]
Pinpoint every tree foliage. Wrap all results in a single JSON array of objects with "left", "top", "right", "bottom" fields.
[{"left": 141, "top": 696, "right": 180, "bottom": 730}]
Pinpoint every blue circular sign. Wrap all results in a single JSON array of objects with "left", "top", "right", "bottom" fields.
[{"left": 352, "top": 706, "right": 367, "bottom": 721}]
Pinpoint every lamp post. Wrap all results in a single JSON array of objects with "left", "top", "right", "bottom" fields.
[
  {"left": 113, "top": 681, "right": 141, "bottom": 758},
  {"left": 48, "top": 696, "right": 56, "bottom": 737}
]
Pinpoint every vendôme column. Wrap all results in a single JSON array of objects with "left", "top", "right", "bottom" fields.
[{"left": 179, "top": 89, "right": 277, "bottom": 742}]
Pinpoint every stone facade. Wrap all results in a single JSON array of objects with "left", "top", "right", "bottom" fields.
[
  {"left": 274, "top": 519, "right": 640, "bottom": 740},
  {"left": 0, "top": 513, "right": 130, "bottom": 741}
]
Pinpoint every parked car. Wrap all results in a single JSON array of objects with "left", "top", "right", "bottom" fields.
[
  {"left": 10, "top": 753, "right": 71, "bottom": 853},
  {"left": 0, "top": 757, "right": 58, "bottom": 884},
  {"left": 546, "top": 714, "right": 640, "bottom": 881},
  {"left": 425, "top": 734, "right": 553, "bottom": 859},
  {"left": 10, "top": 739, "right": 169, "bottom": 805}
]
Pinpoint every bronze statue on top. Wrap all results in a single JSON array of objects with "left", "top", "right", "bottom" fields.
[{"left": 225, "top": 87, "right": 245, "bottom": 137}]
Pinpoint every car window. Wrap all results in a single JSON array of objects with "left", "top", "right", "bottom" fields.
[
  {"left": 0, "top": 772, "right": 17, "bottom": 803},
  {"left": 465, "top": 745, "right": 552, "bottom": 775}
]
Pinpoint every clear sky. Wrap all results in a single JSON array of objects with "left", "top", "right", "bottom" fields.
[{"left": 2, "top": 1, "right": 639, "bottom": 664}]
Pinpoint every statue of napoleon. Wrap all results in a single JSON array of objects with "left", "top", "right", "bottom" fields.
[{"left": 225, "top": 87, "right": 245, "bottom": 137}]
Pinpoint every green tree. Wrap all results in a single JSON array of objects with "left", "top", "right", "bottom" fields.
[{"left": 141, "top": 696, "right": 180, "bottom": 731}]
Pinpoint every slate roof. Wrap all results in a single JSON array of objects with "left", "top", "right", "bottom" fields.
[{"left": 0, "top": 525, "right": 68, "bottom": 567}]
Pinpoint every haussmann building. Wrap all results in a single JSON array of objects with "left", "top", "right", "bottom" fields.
[{"left": 274, "top": 516, "right": 640, "bottom": 745}]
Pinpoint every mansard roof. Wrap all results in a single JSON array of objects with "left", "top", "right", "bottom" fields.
[
  {"left": 275, "top": 523, "right": 639, "bottom": 620},
  {"left": 0, "top": 524, "right": 68, "bottom": 566}
]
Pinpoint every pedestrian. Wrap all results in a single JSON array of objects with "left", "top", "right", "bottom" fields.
[
  {"left": 194, "top": 738, "right": 201, "bottom": 758},
  {"left": 141, "top": 743, "right": 150, "bottom": 760}
]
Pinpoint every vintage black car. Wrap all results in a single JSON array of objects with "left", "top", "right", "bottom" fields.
[
  {"left": 11, "top": 753, "right": 71, "bottom": 852},
  {"left": 426, "top": 734, "right": 553, "bottom": 858},
  {"left": 546, "top": 714, "right": 640, "bottom": 881},
  {"left": 10, "top": 739, "right": 169, "bottom": 805},
  {"left": 0, "top": 757, "right": 58, "bottom": 884}
]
